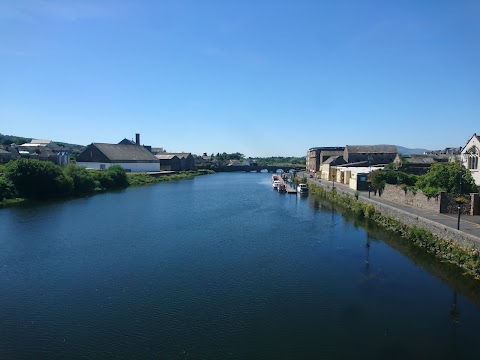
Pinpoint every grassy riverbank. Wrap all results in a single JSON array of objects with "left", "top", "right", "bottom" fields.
[
  {"left": 309, "top": 182, "right": 480, "bottom": 279},
  {"left": 127, "top": 169, "right": 214, "bottom": 186},
  {"left": 0, "top": 169, "right": 215, "bottom": 207}
]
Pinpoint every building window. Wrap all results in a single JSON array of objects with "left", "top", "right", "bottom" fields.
[
  {"left": 465, "top": 147, "right": 479, "bottom": 170},
  {"left": 100, "top": 164, "right": 106, "bottom": 170}
]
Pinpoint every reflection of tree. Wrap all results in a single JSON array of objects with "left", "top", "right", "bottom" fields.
[
  {"left": 365, "top": 234, "right": 371, "bottom": 274},
  {"left": 450, "top": 290, "right": 460, "bottom": 325}
]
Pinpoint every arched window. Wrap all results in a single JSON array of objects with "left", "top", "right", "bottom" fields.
[{"left": 465, "top": 146, "right": 479, "bottom": 170}]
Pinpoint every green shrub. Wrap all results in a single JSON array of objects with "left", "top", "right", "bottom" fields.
[
  {"left": 65, "top": 164, "right": 96, "bottom": 194},
  {"left": 0, "top": 176, "right": 17, "bottom": 200},
  {"left": 5, "top": 159, "right": 73, "bottom": 199},
  {"left": 92, "top": 171, "right": 115, "bottom": 190},
  {"left": 106, "top": 165, "right": 129, "bottom": 188}
]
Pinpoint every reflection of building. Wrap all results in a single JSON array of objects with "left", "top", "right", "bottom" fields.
[{"left": 461, "top": 133, "right": 480, "bottom": 188}]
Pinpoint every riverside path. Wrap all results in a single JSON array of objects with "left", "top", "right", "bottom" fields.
[{"left": 299, "top": 172, "right": 480, "bottom": 242}]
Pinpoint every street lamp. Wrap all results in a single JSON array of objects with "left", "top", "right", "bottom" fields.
[
  {"left": 367, "top": 155, "right": 373, "bottom": 199},
  {"left": 457, "top": 150, "right": 463, "bottom": 230}
]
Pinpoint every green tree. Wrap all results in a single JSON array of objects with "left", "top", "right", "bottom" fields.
[
  {"left": 5, "top": 158, "right": 73, "bottom": 199},
  {"left": 416, "top": 162, "right": 477, "bottom": 195},
  {"left": 64, "top": 164, "right": 96, "bottom": 194},
  {"left": 0, "top": 176, "right": 17, "bottom": 201},
  {"left": 106, "top": 165, "right": 129, "bottom": 188},
  {"left": 91, "top": 165, "right": 128, "bottom": 190},
  {"left": 92, "top": 171, "right": 114, "bottom": 190}
]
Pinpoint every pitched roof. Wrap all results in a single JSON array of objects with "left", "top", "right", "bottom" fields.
[
  {"left": 323, "top": 156, "right": 342, "bottom": 164},
  {"left": 119, "top": 138, "right": 136, "bottom": 145},
  {"left": 346, "top": 145, "right": 397, "bottom": 153},
  {"left": 30, "top": 139, "right": 52, "bottom": 144},
  {"left": 402, "top": 154, "right": 450, "bottom": 164},
  {"left": 92, "top": 143, "right": 159, "bottom": 161},
  {"left": 166, "top": 153, "right": 191, "bottom": 159},
  {"left": 155, "top": 154, "right": 179, "bottom": 160}
]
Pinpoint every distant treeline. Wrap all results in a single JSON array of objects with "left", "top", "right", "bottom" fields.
[
  {"left": 210, "top": 152, "right": 305, "bottom": 166},
  {"left": 0, "top": 133, "right": 31, "bottom": 146},
  {"left": 255, "top": 157, "right": 305, "bottom": 166}
]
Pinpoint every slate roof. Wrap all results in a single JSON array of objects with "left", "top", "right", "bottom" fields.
[
  {"left": 155, "top": 154, "right": 179, "bottom": 160},
  {"left": 323, "top": 156, "right": 344, "bottom": 165},
  {"left": 167, "top": 153, "right": 192, "bottom": 159},
  {"left": 30, "top": 139, "right": 52, "bottom": 144},
  {"left": 89, "top": 143, "right": 158, "bottom": 161},
  {"left": 346, "top": 145, "right": 397, "bottom": 153},
  {"left": 402, "top": 154, "right": 449, "bottom": 164},
  {"left": 119, "top": 138, "right": 136, "bottom": 145}
]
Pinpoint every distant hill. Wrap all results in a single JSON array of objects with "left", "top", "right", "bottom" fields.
[
  {"left": 0, "top": 133, "right": 83, "bottom": 148},
  {"left": 0, "top": 133, "right": 31, "bottom": 145},
  {"left": 397, "top": 146, "right": 430, "bottom": 155}
]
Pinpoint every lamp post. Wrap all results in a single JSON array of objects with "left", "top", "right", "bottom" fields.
[
  {"left": 367, "top": 155, "right": 373, "bottom": 199},
  {"left": 457, "top": 150, "right": 463, "bottom": 231}
]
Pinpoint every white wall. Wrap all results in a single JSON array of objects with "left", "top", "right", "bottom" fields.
[
  {"left": 462, "top": 136, "right": 480, "bottom": 186},
  {"left": 76, "top": 162, "right": 160, "bottom": 172}
]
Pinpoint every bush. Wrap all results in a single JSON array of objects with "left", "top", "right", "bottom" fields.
[
  {"left": 91, "top": 165, "right": 128, "bottom": 190},
  {"left": 0, "top": 176, "right": 17, "bottom": 200},
  {"left": 64, "top": 164, "right": 96, "bottom": 194},
  {"left": 5, "top": 159, "right": 73, "bottom": 199},
  {"left": 92, "top": 171, "right": 114, "bottom": 190},
  {"left": 106, "top": 165, "right": 129, "bottom": 188}
]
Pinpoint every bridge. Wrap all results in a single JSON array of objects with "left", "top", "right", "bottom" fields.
[{"left": 213, "top": 165, "right": 304, "bottom": 173}]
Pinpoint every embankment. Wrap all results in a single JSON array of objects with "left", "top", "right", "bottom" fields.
[{"left": 308, "top": 182, "right": 480, "bottom": 279}]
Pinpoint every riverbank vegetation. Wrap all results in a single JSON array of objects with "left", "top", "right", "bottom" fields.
[
  {"left": 127, "top": 169, "right": 214, "bottom": 186},
  {"left": 309, "top": 182, "right": 480, "bottom": 279},
  {"left": 0, "top": 159, "right": 213, "bottom": 206}
]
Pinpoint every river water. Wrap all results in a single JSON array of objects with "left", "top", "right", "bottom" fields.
[{"left": 1, "top": 172, "right": 480, "bottom": 359}]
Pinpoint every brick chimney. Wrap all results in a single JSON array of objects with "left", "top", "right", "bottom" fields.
[{"left": 135, "top": 133, "right": 140, "bottom": 145}]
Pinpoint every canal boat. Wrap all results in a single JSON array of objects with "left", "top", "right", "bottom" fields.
[
  {"left": 277, "top": 183, "right": 286, "bottom": 193},
  {"left": 297, "top": 183, "right": 308, "bottom": 194}
]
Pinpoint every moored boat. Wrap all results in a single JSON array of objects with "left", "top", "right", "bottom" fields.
[{"left": 296, "top": 183, "right": 308, "bottom": 194}]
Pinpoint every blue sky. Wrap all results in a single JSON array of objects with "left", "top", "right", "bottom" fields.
[{"left": 1, "top": 0, "right": 479, "bottom": 157}]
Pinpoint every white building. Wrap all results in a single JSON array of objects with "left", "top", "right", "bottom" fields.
[
  {"left": 76, "top": 143, "right": 160, "bottom": 172},
  {"left": 461, "top": 133, "right": 480, "bottom": 187}
]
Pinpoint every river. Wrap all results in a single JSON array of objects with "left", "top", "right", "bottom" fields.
[{"left": 1, "top": 172, "right": 480, "bottom": 359}]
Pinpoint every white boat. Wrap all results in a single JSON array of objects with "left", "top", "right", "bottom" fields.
[
  {"left": 297, "top": 183, "right": 308, "bottom": 193},
  {"left": 272, "top": 180, "right": 281, "bottom": 189}
]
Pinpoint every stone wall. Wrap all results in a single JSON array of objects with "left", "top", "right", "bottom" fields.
[
  {"left": 380, "top": 184, "right": 441, "bottom": 213},
  {"left": 309, "top": 180, "right": 480, "bottom": 252},
  {"left": 441, "top": 193, "right": 472, "bottom": 215},
  {"left": 380, "top": 184, "right": 479, "bottom": 215},
  {"left": 472, "top": 194, "right": 480, "bottom": 216},
  {"left": 364, "top": 197, "right": 480, "bottom": 253}
]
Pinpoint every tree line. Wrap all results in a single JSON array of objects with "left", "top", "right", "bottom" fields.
[{"left": 0, "top": 159, "right": 128, "bottom": 201}]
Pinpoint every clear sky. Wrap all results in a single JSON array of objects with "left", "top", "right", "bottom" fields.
[{"left": 1, "top": 0, "right": 479, "bottom": 157}]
